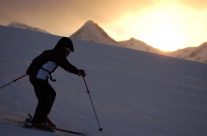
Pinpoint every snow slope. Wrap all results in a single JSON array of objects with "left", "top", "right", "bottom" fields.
[{"left": 1, "top": 26, "right": 207, "bottom": 136}]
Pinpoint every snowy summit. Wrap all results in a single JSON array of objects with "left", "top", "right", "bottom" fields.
[
  {"left": 70, "top": 20, "right": 119, "bottom": 46},
  {"left": 119, "top": 37, "right": 161, "bottom": 54}
]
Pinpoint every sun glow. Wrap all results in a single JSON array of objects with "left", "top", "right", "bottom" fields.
[
  {"left": 104, "top": 3, "right": 207, "bottom": 51},
  {"left": 135, "top": 6, "right": 188, "bottom": 51}
]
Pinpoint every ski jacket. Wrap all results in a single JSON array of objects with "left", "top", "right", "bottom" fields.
[{"left": 26, "top": 49, "right": 79, "bottom": 81}]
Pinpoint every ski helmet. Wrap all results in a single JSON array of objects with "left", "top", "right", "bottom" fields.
[{"left": 54, "top": 37, "right": 74, "bottom": 52}]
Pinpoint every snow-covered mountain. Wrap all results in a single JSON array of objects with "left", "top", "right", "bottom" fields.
[
  {"left": 187, "top": 42, "right": 207, "bottom": 63},
  {"left": 8, "top": 22, "right": 49, "bottom": 33},
  {"left": 1, "top": 24, "right": 207, "bottom": 136},
  {"left": 70, "top": 20, "right": 161, "bottom": 55},
  {"left": 168, "top": 47, "right": 196, "bottom": 58},
  {"left": 70, "top": 20, "right": 119, "bottom": 46},
  {"left": 119, "top": 37, "right": 161, "bottom": 54},
  {"left": 4, "top": 21, "right": 207, "bottom": 64},
  {"left": 169, "top": 42, "right": 207, "bottom": 64}
]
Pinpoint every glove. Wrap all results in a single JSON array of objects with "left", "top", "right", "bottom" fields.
[{"left": 78, "top": 69, "right": 86, "bottom": 77}]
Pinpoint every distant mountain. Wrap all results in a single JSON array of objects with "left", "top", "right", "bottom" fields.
[
  {"left": 169, "top": 42, "right": 207, "bottom": 64},
  {"left": 8, "top": 22, "right": 48, "bottom": 33},
  {"left": 119, "top": 37, "right": 161, "bottom": 54},
  {"left": 70, "top": 20, "right": 119, "bottom": 46},
  {"left": 168, "top": 47, "right": 196, "bottom": 58},
  {"left": 70, "top": 20, "right": 161, "bottom": 54},
  {"left": 7, "top": 21, "right": 207, "bottom": 64}
]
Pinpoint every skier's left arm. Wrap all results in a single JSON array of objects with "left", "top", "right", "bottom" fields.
[{"left": 59, "top": 58, "right": 86, "bottom": 77}]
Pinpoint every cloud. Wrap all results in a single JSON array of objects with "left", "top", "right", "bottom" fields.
[
  {"left": 0, "top": 0, "right": 156, "bottom": 23},
  {"left": 0, "top": 0, "right": 158, "bottom": 35},
  {"left": 0, "top": 0, "right": 206, "bottom": 36},
  {"left": 1, "top": 0, "right": 206, "bottom": 23}
]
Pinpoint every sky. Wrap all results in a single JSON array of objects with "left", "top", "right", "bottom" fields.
[{"left": 0, "top": 0, "right": 207, "bottom": 51}]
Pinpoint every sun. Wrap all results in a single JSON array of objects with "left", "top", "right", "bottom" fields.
[
  {"left": 105, "top": 3, "right": 196, "bottom": 52},
  {"left": 136, "top": 7, "right": 187, "bottom": 51}
]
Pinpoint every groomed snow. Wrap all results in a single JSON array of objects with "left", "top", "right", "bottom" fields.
[{"left": 0, "top": 26, "right": 207, "bottom": 136}]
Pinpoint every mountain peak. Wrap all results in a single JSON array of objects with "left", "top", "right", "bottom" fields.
[
  {"left": 129, "top": 37, "right": 137, "bottom": 41},
  {"left": 84, "top": 20, "right": 97, "bottom": 26},
  {"left": 70, "top": 20, "right": 119, "bottom": 46},
  {"left": 119, "top": 37, "right": 161, "bottom": 54},
  {"left": 128, "top": 37, "right": 146, "bottom": 44}
]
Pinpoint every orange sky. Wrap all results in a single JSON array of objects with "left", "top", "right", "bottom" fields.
[{"left": 0, "top": 0, "right": 207, "bottom": 51}]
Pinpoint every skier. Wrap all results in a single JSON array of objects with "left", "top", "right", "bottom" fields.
[{"left": 26, "top": 37, "right": 86, "bottom": 129}]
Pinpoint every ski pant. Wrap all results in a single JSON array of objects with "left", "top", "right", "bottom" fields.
[{"left": 30, "top": 78, "right": 56, "bottom": 124}]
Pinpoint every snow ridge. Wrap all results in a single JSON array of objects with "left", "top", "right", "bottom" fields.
[{"left": 8, "top": 22, "right": 48, "bottom": 33}]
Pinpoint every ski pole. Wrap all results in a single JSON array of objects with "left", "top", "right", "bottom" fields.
[
  {"left": 0, "top": 74, "right": 27, "bottom": 90},
  {"left": 82, "top": 76, "right": 103, "bottom": 131}
]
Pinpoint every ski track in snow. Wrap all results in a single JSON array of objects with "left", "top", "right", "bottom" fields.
[{"left": 0, "top": 26, "right": 207, "bottom": 136}]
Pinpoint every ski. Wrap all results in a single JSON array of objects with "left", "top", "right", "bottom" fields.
[
  {"left": 52, "top": 127, "right": 86, "bottom": 136},
  {"left": 24, "top": 124, "right": 86, "bottom": 136},
  {"left": 26, "top": 113, "right": 86, "bottom": 135},
  {"left": 2, "top": 117, "right": 86, "bottom": 136}
]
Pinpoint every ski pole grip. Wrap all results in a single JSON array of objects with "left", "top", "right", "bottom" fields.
[{"left": 82, "top": 76, "right": 90, "bottom": 93}]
